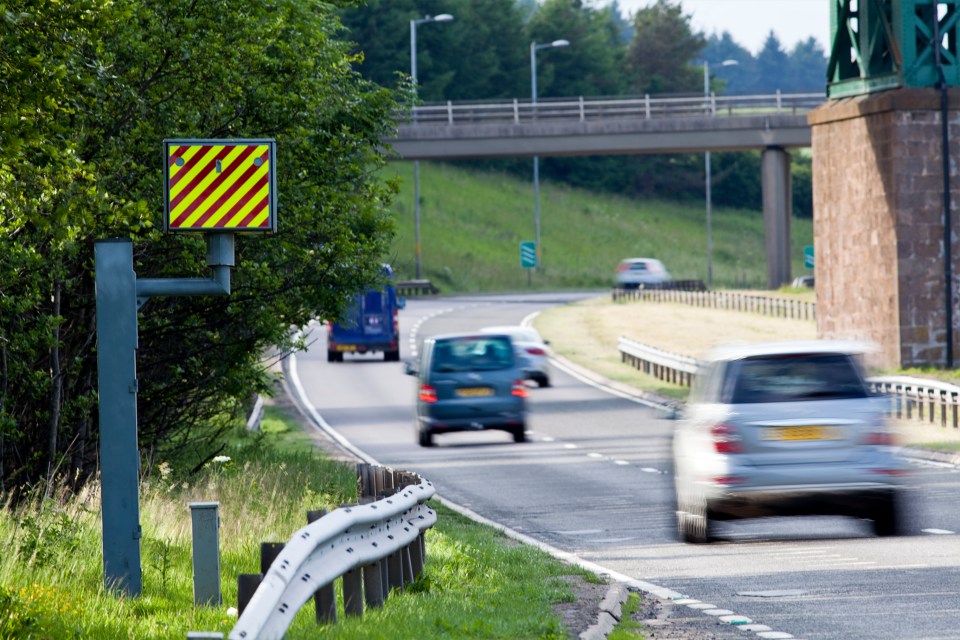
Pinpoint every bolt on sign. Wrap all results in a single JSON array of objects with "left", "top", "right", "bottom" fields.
[{"left": 164, "top": 139, "right": 277, "bottom": 233}]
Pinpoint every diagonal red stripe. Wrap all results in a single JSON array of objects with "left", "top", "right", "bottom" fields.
[
  {"left": 199, "top": 171, "right": 269, "bottom": 228},
  {"left": 170, "top": 146, "right": 258, "bottom": 226},
  {"left": 221, "top": 194, "right": 270, "bottom": 229},
  {"left": 169, "top": 145, "right": 229, "bottom": 194}
]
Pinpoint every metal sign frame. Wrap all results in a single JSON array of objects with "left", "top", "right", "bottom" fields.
[{"left": 163, "top": 138, "right": 277, "bottom": 233}]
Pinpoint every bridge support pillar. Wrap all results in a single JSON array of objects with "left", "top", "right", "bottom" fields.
[
  {"left": 809, "top": 88, "right": 960, "bottom": 369},
  {"left": 761, "top": 147, "right": 793, "bottom": 288}
]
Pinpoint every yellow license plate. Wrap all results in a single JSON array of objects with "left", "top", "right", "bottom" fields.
[
  {"left": 763, "top": 426, "right": 841, "bottom": 441},
  {"left": 336, "top": 345, "right": 357, "bottom": 352},
  {"left": 456, "top": 387, "right": 493, "bottom": 397}
]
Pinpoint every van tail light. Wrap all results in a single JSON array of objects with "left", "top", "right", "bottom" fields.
[
  {"left": 512, "top": 380, "right": 529, "bottom": 398},
  {"left": 419, "top": 384, "right": 437, "bottom": 403},
  {"left": 526, "top": 347, "right": 546, "bottom": 356},
  {"left": 393, "top": 308, "right": 399, "bottom": 335},
  {"left": 711, "top": 423, "right": 742, "bottom": 454}
]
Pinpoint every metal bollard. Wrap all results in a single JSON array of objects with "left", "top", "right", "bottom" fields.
[{"left": 189, "top": 502, "right": 221, "bottom": 606}]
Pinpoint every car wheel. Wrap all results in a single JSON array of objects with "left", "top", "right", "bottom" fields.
[
  {"left": 680, "top": 494, "right": 714, "bottom": 544},
  {"left": 385, "top": 350, "right": 400, "bottom": 362},
  {"left": 871, "top": 494, "right": 902, "bottom": 537},
  {"left": 512, "top": 425, "right": 527, "bottom": 443},
  {"left": 417, "top": 427, "right": 434, "bottom": 448},
  {"left": 327, "top": 350, "right": 338, "bottom": 363},
  {"left": 538, "top": 376, "right": 550, "bottom": 388}
]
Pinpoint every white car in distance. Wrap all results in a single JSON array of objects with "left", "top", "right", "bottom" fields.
[
  {"left": 480, "top": 326, "right": 551, "bottom": 387},
  {"left": 614, "top": 257, "right": 672, "bottom": 289}
]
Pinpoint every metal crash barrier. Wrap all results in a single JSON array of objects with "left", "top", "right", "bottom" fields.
[{"left": 208, "top": 465, "right": 436, "bottom": 640}]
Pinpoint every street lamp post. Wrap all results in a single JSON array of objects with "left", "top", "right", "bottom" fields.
[
  {"left": 531, "top": 39, "right": 569, "bottom": 272},
  {"left": 703, "top": 59, "right": 738, "bottom": 288},
  {"left": 410, "top": 13, "right": 453, "bottom": 279}
]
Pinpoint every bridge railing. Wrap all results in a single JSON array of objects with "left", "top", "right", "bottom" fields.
[
  {"left": 612, "top": 286, "right": 816, "bottom": 322},
  {"left": 403, "top": 92, "right": 825, "bottom": 126},
  {"left": 618, "top": 337, "right": 960, "bottom": 431}
]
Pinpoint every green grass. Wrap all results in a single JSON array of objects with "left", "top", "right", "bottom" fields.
[
  {"left": 384, "top": 161, "right": 813, "bottom": 292},
  {"left": 608, "top": 593, "right": 647, "bottom": 639},
  {"left": 0, "top": 404, "right": 600, "bottom": 639}
]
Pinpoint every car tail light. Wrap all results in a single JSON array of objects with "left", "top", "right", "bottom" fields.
[
  {"left": 712, "top": 476, "right": 746, "bottom": 485},
  {"left": 512, "top": 380, "right": 529, "bottom": 398},
  {"left": 393, "top": 308, "right": 399, "bottom": 335},
  {"left": 526, "top": 347, "right": 546, "bottom": 356},
  {"left": 616, "top": 262, "right": 629, "bottom": 272},
  {"left": 862, "top": 430, "right": 895, "bottom": 446},
  {"left": 419, "top": 384, "right": 437, "bottom": 403},
  {"left": 711, "top": 423, "right": 742, "bottom": 454}
]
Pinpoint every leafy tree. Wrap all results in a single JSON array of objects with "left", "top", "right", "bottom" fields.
[
  {"left": 788, "top": 37, "right": 829, "bottom": 93},
  {"left": 0, "top": 0, "right": 400, "bottom": 491},
  {"left": 626, "top": 0, "right": 706, "bottom": 94},
  {"left": 527, "top": 0, "right": 627, "bottom": 98},
  {"left": 702, "top": 32, "right": 755, "bottom": 95},
  {"left": 751, "top": 31, "right": 791, "bottom": 93}
]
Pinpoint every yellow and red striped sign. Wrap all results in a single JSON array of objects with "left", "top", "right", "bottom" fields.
[{"left": 164, "top": 139, "right": 276, "bottom": 232}]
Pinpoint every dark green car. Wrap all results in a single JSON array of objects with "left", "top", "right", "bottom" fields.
[{"left": 405, "top": 333, "right": 529, "bottom": 447}]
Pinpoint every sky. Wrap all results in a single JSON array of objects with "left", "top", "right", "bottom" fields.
[{"left": 613, "top": 0, "right": 831, "bottom": 55}]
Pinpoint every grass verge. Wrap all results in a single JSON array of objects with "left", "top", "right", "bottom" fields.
[{"left": 0, "top": 403, "right": 601, "bottom": 639}]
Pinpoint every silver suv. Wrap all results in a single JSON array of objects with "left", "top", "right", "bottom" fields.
[
  {"left": 672, "top": 341, "right": 906, "bottom": 543},
  {"left": 406, "top": 333, "right": 528, "bottom": 447}
]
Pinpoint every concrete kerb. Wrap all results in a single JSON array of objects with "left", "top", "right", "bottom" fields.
[{"left": 580, "top": 583, "right": 631, "bottom": 640}]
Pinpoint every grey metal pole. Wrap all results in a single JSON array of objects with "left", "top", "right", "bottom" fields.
[
  {"left": 411, "top": 19, "right": 421, "bottom": 279},
  {"left": 190, "top": 502, "right": 222, "bottom": 606},
  {"left": 408, "top": 15, "right": 452, "bottom": 281},
  {"left": 94, "top": 239, "right": 143, "bottom": 597},
  {"left": 531, "top": 42, "right": 541, "bottom": 270},
  {"left": 704, "top": 62, "right": 713, "bottom": 288}
]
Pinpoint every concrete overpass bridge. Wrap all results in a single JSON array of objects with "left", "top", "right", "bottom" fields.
[{"left": 384, "top": 91, "right": 824, "bottom": 288}]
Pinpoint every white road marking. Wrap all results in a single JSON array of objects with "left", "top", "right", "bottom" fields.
[
  {"left": 587, "top": 452, "right": 604, "bottom": 458},
  {"left": 563, "top": 443, "right": 578, "bottom": 449},
  {"left": 614, "top": 460, "right": 630, "bottom": 465},
  {"left": 922, "top": 528, "right": 955, "bottom": 534}
]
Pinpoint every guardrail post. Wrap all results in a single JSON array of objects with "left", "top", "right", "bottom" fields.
[
  {"left": 237, "top": 574, "right": 262, "bottom": 616},
  {"left": 189, "top": 502, "right": 221, "bottom": 606},
  {"left": 363, "top": 563, "right": 384, "bottom": 608},
  {"left": 343, "top": 568, "right": 364, "bottom": 616},
  {"left": 306, "top": 510, "right": 338, "bottom": 623}
]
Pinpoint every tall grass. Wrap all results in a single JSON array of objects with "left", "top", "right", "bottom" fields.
[
  {"left": 384, "top": 161, "right": 813, "bottom": 292},
  {"left": 0, "top": 406, "right": 598, "bottom": 639}
]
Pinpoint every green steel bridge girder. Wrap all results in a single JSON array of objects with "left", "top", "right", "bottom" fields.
[{"left": 828, "top": 0, "right": 960, "bottom": 97}]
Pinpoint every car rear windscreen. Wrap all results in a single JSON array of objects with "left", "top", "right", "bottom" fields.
[
  {"left": 724, "top": 353, "right": 869, "bottom": 404},
  {"left": 432, "top": 336, "right": 514, "bottom": 372}
]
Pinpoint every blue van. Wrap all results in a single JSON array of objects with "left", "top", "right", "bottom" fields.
[{"left": 326, "top": 266, "right": 404, "bottom": 362}]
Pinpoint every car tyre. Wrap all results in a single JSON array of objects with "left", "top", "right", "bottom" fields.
[
  {"left": 512, "top": 425, "right": 527, "bottom": 443},
  {"left": 679, "top": 493, "right": 714, "bottom": 544},
  {"left": 327, "top": 350, "right": 342, "bottom": 363},
  {"left": 417, "top": 426, "right": 434, "bottom": 448},
  {"left": 538, "top": 376, "right": 550, "bottom": 388},
  {"left": 385, "top": 350, "right": 400, "bottom": 362},
  {"left": 871, "top": 494, "right": 902, "bottom": 537}
]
